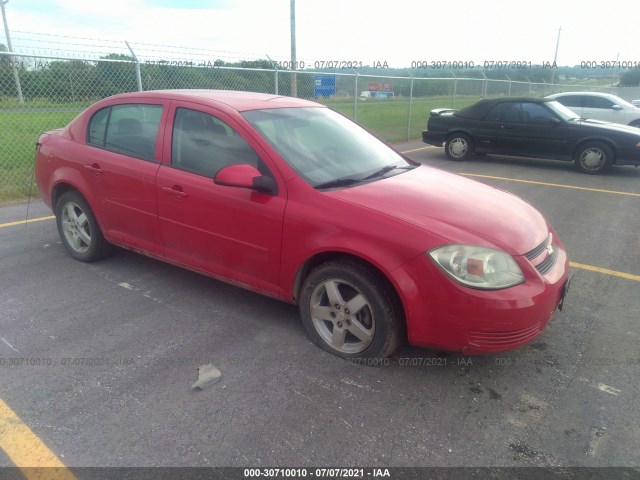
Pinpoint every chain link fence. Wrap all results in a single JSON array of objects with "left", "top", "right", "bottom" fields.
[{"left": 1, "top": 49, "right": 637, "bottom": 202}]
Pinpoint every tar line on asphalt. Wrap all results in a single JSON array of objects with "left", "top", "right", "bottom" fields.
[
  {"left": 0, "top": 398, "right": 75, "bottom": 479},
  {"left": 0, "top": 215, "right": 55, "bottom": 228},
  {"left": 458, "top": 173, "right": 640, "bottom": 198}
]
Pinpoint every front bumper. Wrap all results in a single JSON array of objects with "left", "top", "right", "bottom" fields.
[
  {"left": 612, "top": 145, "right": 640, "bottom": 166},
  {"left": 392, "top": 241, "right": 570, "bottom": 354}
]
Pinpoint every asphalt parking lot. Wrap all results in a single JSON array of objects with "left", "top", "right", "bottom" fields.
[{"left": 1, "top": 143, "right": 639, "bottom": 472}]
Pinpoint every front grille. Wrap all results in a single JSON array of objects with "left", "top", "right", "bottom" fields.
[
  {"left": 524, "top": 235, "right": 550, "bottom": 261},
  {"left": 536, "top": 248, "right": 558, "bottom": 275},
  {"left": 524, "top": 234, "right": 557, "bottom": 276},
  {"left": 468, "top": 322, "right": 542, "bottom": 348}
]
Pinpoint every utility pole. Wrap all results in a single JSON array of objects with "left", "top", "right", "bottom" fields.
[
  {"left": 551, "top": 26, "right": 561, "bottom": 88},
  {"left": 290, "top": 0, "right": 297, "bottom": 97},
  {"left": 0, "top": 0, "right": 24, "bottom": 103}
]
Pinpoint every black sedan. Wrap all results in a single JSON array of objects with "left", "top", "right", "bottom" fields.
[{"left": 422, "top": 97, "right": 640, "bottom": 174}]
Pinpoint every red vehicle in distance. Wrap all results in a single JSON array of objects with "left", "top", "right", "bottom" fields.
[{"left": 35, "top": 90, "right": 570, "bottom": 359}]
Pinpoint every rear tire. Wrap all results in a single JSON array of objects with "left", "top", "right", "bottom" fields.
[
  {"left": 445, "top": 133, "right": 473, "bottom": 161},
  {"left": 574, "top": 142, "right": 613, "bottom": 174},
  {"left": 299, "top": 260, "right": 401, "bottom": 360},
  {"left": 55, "top": 191, "right": 112, "bottom": 262}
]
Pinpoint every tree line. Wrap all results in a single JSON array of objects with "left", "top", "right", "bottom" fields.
[{"left": 2, "top": 46, "right": 639, "bottom": 104}]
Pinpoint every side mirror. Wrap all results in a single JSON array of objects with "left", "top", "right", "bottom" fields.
[
  {"left": 612, "top": 104, "right": 622, "bottom": 111},
  {"left": 214, "top": 164, "right": 277, "bottom": 195},
  {"left": 548, "top": 117, "right": 561, "bottom": 126}
]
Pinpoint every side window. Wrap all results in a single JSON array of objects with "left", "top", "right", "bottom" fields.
[
  {"left": 171, "top": 108, "right": 259, "bottom": 178},
  {"left": 485, "top": 102, "right": 517, "bottom": 122},
  {"left": 585, "top": 96, "right": 614, "bottom": 109},
  {"left": 520, "top": 103, "right": 556, "bottom": 124},
  {"left": 556, "top": 95, "right": 583, "bottom": 108},
  {"left": 86, "top": 104, "right": 162, "bottom": 160},
  {"left": 486, "top": 102, "right": 526, "bottom": 123}
]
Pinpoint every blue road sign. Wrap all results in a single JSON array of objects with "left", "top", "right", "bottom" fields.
[{"left": 314, "top": 75, "right": 336, "bottom": 97}]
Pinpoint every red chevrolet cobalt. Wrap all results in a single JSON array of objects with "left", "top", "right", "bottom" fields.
[{"left": 35, "top": 90, "right": 570, "bottom": 359}]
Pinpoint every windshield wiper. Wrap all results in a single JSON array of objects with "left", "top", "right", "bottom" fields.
[
  {"left": 314, "top": 177, "right": 363, "bottom": 190},
  {"left": 314, "top": 164, "right": 415, "bottom": 190},
  {"left": 362, "top": 164, "right": 415, "bottom": 180}
]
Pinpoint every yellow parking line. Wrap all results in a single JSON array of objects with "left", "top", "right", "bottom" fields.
[
  {"left": 570, "top": 262, "right": 640, "bottom": 282},
  {"left": 0, "top": 216, "right": 55, "bottom": 229},
  {"left": 400, "top": 146, "right": 434, "bottom": 154},
  {"left": 459, "top": 173, "right": 640, "bottom": 198},
  {"left": 0, "top": 398, "right": 75, "bottom": 479}
]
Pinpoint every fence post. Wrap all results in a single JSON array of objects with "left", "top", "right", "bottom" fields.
[
  {"left": 125, "top": 41, "right": 143, "bottom": 92},
  {"left": 353, "top": 71, "right": 359, "bottom": 122},
  {"left": 452, "top": 73, "right": 457, "bottom": 108},
  {"left": 480, "top": 70, "right": 487, "bottom": 99},
  {"left": 524, "top": 76, "right": 532, "bottom": 95},
  {"left": 267, "top": 54, "right": 279, "bottom": 95},
  {"left": 407, "top": 75, "right": 414, "bottom": 141}
]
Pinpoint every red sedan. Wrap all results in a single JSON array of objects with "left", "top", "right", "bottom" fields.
[{"left": 35, "top": 90, "right": 571, "bottom": 359}]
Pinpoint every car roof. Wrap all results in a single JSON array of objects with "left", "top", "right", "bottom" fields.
[
  {"left": 104, "top": 89, "right": 321, "bottom": 112},
  {"left": 456, "top": 97, "right": 553, "bottom": 120},
  {"left": 549, "top": 92, "right": 614, "bottom": 98}
]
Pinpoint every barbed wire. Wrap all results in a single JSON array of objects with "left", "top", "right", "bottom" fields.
[{"left": 1, "top": 29, "right": 290, "bottom": 64}]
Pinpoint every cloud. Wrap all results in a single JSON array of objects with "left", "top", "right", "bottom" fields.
[{"left": 2, "top": 0, "right": 636, "bottom": 67}]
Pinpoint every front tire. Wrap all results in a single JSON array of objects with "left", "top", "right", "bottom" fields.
[
  {"left": 574, "top": 142, "right": 613, "bottom": 174},
  {"left": 55, "top": 191, "right": 112, "bottom": 262},
  {"left": 445, "top": 133, "right": 474, "bottom": 161},
  {"left": 299, "top": 260, "right": 401, "bottom": 360}
]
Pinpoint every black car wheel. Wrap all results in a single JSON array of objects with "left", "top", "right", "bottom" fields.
[
  {"left": 574, "top": 142, "right": 613, "bottom": 175},
  {"left": 299, "top": 260, "right": 401, "bottom": 360},
  {"left": 445, "top": 133, "right": 473, "bottom": 161},
  {"left": 55, "top": 191, "right": 112, "bottom": 262}
]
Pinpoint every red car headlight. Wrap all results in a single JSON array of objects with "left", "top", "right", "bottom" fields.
[{"left": 428, "top": 244, "right": 525, "bottom": 290}]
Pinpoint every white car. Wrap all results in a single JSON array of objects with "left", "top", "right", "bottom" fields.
[{"left": 547, "top": 92, "right": 640, "bottom": 128}]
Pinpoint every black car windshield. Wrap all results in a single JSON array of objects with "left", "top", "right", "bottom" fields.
[
  {"left": 242, "top": 107, "right": 414, "bottom": 188},
  {"left": 546, "top": 100, "right": 580, "bottom": 121}
]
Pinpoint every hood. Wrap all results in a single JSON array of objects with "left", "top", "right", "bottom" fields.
[
  {"left": 577, "top": 118, "right": 640, "bottom": 135},
  {"left": 326, "top": 166, "right": 549, "bottom": 256}
]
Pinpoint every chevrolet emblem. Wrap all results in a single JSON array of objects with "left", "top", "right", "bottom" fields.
[{"left": 546, "top": 243, "right": 554, "bottom": 256}]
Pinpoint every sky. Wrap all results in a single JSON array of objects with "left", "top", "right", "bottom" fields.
[{"left": 0, "top": 0, "right": 635, "bottom": 69}]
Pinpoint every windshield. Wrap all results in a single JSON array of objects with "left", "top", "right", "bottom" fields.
[
  {"left": 546, "top": 100, "right": 580, "bottom": 121},
  {"left": 242, "top": 107, "right": 413, "bottom": 187}
]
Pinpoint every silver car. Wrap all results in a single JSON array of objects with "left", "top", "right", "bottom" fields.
[{"left": 547, "top": 92, "right": 640, "bottom": 128}]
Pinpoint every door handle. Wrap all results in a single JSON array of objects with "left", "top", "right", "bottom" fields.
[
  {"left": 84, "top": 163, "right": 103, "bottom": 175},
  {"left": 501, "top": 125, "right": 513, "bottom": 130},
  {"left": 161, "top": 186, "right": 189, "bottom": 199}
]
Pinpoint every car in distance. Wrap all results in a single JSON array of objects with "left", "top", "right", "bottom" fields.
[
  {"left": 547, "top": 92, "right": 640, "bottom": 127},
  {"left": 36, "top": 90, "right": 570, "bottom": 359},
  {"left": 423, "top": 96, "right": 640, "bottom": 174}
]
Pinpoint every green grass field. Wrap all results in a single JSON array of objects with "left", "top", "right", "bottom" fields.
[
  {"left": 322, "top": 96, "right": 478, "bottom": 141},
  {"left": 1, "top": 109, "right": 85, "bottom": 202},
  {"left": 0, "top": 96, "right": 481, "bottom": 203}
]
